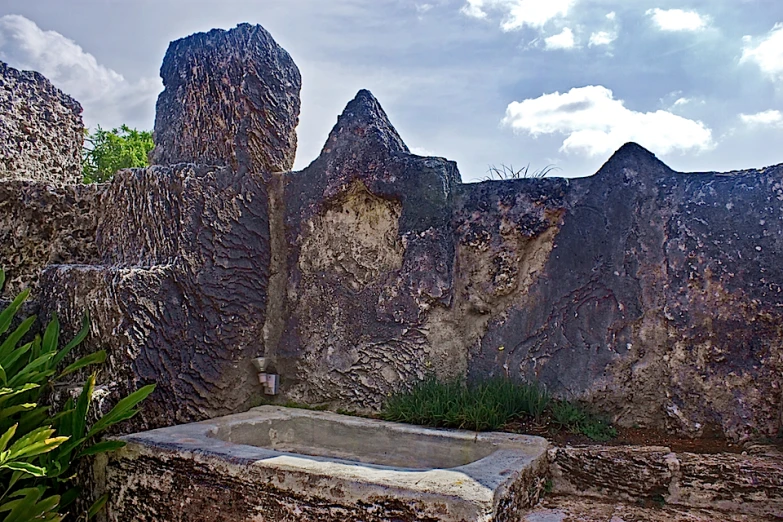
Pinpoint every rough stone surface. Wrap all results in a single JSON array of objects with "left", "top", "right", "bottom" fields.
[
  {"left": 39, "top": 164, "right": 271, "bottom": 430},
  {"left": 0, "top": 180, "right": 103, "bottom": 295},
  {"left": 275, "top": 90, "right": 462, "bottom": 410},
  {"left": 273, "top": 89, "right": 783, "bottom": 442},
  {"left": 525, "top": 496, "right": 771, "bottom": 522},
  {"left": 549, "top": 446, "right": 674, "bottom": 501},
  {"left": 97, "top": 407, "right": 550, "bottom": 522},
  {"left": 4, "top": 21, "right": 783, "bottom": 444},
  {"left": 150, "top": 23, "right": 301, "bottom": 173},
  {"left": 0, "top": 61, "right": 83, "bottom": 184},
  {"left": 462, "top": 145, "right": 783, "bottom": 441},
  {"left": 549, "top": 445, "right": 783, "bottom": 518}
]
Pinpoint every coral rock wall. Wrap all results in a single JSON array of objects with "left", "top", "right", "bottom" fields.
[
  {"left": 276, "top": 90, "right": 462, "bottom": 408},
  {"left": 0, "top": 61, "right": 84, "bottom": 184},
  {"left": 150, "top": 23, "right": 301, "bottom": 174},
  {"left": 40, "top": 165, "right": 271, "bottom": 430},
  {"left": 0, "top": 181, "right": 104, "bottom": 295},
  {"left": 459, "top": 146, "right": 783, "bottom": 441},
  {"left": 1, "top": 23, "right": 782, "bottom": 442}
]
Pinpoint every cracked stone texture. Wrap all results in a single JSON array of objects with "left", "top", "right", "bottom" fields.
[
  {"left": 39, "top": 165, "right": 270, "bottom": 430},
  {"left": 463, "top": 144, "right": 783, "bottom": 441},
  {"left": 0, "top": 61, "right": 84, "bottom": 184},
  {"left": 275, "top": 89, "right": 462, "bottom": 410},
  {"left": 150, "top": 23, "right": 301, "bottom": 173},
  {"left": 0, "top": 180, "right": 104, "bottom": 296},
  {"left": 549, "top": 445, "right": 783, "bottom": 519},
  {"left": 525, "top": 496, "right": 772, "bottom": 522}
]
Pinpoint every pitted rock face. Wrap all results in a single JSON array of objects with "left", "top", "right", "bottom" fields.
[
  {"left": 150, "top": 23, "right": 301, "bottom": 173},
  {"left": 39, "top": 164, "right": 271, "bottom": 431},
  {"left": 0, "top": 181, "right": 104, "bottom": 295},
  {"left": 0, "top": 61, "right": 83, "bottom": 184},
  {"left": 278, "top": 90, "right": 463, "bottom": 408}
]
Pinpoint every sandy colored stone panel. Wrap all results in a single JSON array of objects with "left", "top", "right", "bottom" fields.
[{"left": 276, "top": 90, "right": 462, "bottom": 410}]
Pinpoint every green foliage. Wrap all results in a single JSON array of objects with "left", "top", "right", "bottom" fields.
[
  {"left": 82, "top": 125, "right": 153, "bottom": 184},
  {"left": 382, "top": 377, "right": 551, "bottom": 432},
  {"left": 0, "top": 269, "right": 156, "bottom": 520},
  {"left": 550, "top": 400, "right": 617, "bottom": 441},
  {"left": 382, "top": 376, "right": 617, "bottom": 441},
  {"left": 485, "top": 163, "right": 559, "bottom": 180}
]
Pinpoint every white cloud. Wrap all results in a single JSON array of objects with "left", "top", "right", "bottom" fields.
[
  {"left": 673, "top": 97, "right": 691, "bottom": 106},
  {"left": 0, "top": 14, "right": 160, "bottom": 130},
  {"left": 646, "top": 8, "right": 709, "bottom": 32},
  {"left": 545, "top": 27, "right": 575, "bottom": 50},
  {"left": 502, "top": 85, "right": 714, "bottom": 156},
  {"left": 606, "top": 12, "right": 616, "bottom": 21},
  {"left": 741, "top": 23, "right": 783, "bottom": 82},
  {"left": 461, "top": 0, "right": 578, "bottom": 31},
  {"left": 740, "top": 110, "right": 783, "bottom": 127},
  {"left": 588, "top": 31, "right": 616, "bottom": 47},
  {"left": 410, "top": 146, "right": 438, "bottom": 156}
]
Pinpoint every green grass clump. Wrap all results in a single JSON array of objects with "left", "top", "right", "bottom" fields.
[
  {"left": 550, "top": 400, "right": 617, "bottom": 441},
  {"left": 381, "top": 377, "right": 550, "bottom": 432},
  {"left": 382, "top": 377, "right": 617, "bottom": 441}
]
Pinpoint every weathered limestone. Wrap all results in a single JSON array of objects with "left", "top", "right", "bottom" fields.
[
  {"left": 276, "top": 90, "right": 462, "bottom": 409},
  {"left": 461, "top": 145, "right": 783, "bottom": 441},
  {"left": 0, "top": 61, "right": 84, "bottom": 184},
  {"left": 150, "top": 23, "right": 301, "bottom": 173},
  {"left": 40, "top": 165, "right": 270, "bottom": 430},
  {"left": 272, "top": 89, "right": 783, "bottom": 442},
  {"left": 549, "top": 445, "right": 783, "bottom": 518},
  {"left": 98, "top": 407, "right": 550, "bottom": 521},
  {"left": 525, "top": 496, "right": 767, "bottom": 522},
  {"left": 0, "top": 181, "right": 104, "bottom": 295},
  {"left": 1, "top": 21, "right": 782, "bottom": 443}
]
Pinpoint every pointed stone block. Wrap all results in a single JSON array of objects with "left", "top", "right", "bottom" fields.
[{"left": 150, "top": 23, "right": 301, "bottom": 173}]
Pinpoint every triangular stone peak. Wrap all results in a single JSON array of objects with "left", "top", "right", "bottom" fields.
[
  {"left": 594, "top": 142, "right": 675, "bottom": 180},
  {"left": 317, "top": 89, "right": 410, "bottom": 161}
]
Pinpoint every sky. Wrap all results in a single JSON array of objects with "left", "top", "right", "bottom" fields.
[{"left": 0, "top": 0, "right": 782, "bottom": 181}]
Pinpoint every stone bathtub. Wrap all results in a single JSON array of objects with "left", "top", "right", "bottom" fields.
[{"left": 97, "top": 406, "right": 549, "bottom": 521}]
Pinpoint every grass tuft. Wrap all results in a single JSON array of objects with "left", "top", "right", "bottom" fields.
[
  {"left": 382, "top": 377, "right": 550, "bottom": 432},
  {"left": 550, "top": 400, "right": 617, "bottom": 441},
  {"left": 382, "top": 377, "right": 617, "bottom": 441}
]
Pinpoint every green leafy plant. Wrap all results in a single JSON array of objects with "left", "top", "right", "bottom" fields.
[
  {"left": 82, "top": 125, "right": 153, "bottom": 184},
  {"left": 0, "top": 269, "right": 155, "bottom": 520}
]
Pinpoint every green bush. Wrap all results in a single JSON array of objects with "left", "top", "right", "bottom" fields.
[
  {"left": 82, "top": 125, "right": 153, "bottom": 184},
  {"left": 0, "top": 270, "right": 155, "bottom": 520}
]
